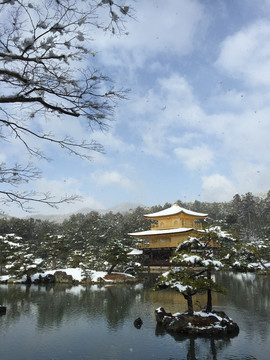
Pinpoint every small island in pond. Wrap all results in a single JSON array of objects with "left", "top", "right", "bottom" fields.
[
  {"left": 155, "top": 307, "right": 239, "bottom": 337},
  {"left": 141, "top": 203, "right": 241, "bottom": 337}
]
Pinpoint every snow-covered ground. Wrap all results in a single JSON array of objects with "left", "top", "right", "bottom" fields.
[{"left": 0, "top": 268, "right": 135, "bottom": 284}]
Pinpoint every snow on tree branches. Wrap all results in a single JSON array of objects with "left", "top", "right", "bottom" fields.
[{"left": 0, "top": 0, "right": 133, "bottom": 211}]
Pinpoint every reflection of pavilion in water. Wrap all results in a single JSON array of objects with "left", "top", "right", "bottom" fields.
[
  {"left": 151, "top": 289, "right": 233, "bottom": 360},
  {"left": 129, "top": 202, "right": 208, "bottom": 266},
  {"left": 143, "top": 287, "right": 219, "bottom": 314}
]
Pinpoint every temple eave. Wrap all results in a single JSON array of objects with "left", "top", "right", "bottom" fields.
[{"left": 129, "top": 228, "right": 198, "bottom": 238}]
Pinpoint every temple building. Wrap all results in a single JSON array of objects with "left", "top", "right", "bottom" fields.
[{"left": 128, "top": 202, "right": 208, "bottom": 266}]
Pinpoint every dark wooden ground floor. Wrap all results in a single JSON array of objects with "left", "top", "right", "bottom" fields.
[
  {"left": 142, "top": 247, "right": 176, "bottom": 266},
  {"left": 140, "top": 245, "right": 220, "bottom": 267}
]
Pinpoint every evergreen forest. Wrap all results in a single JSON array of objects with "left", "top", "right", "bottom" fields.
[{"left": 1, "top": 191, "right": 270, "bottom": 279}]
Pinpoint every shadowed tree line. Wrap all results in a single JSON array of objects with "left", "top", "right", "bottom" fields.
[{"left": 0, "top": 191, "right": 270, "bottom": 278}]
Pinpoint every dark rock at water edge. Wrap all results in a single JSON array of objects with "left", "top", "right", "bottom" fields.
[
  {"left": 155, "top": 307, "right": 239, "bottom": 337},
  {"left": 33, "top": 274, "right": 56, "bottom": 284},
  {"left": 134, "top": 317, "right": 143, "bottom": 329},
  {"left": 54, "top": 271, "right": 79, "bottom": 285},
  {"left": 33, "top": 271, "right": 79, "bottom": 285},
  {"left": 0, "top": 306, "right": 6, "bottom": 315}
]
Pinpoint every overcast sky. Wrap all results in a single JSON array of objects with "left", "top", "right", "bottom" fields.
[{"left": 4, "top": 0, "right": 270, "bottom": 216}]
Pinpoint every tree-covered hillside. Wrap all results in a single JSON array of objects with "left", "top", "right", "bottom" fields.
[{"left": 1, "top": 191, "right": 270, "bottom": 278}]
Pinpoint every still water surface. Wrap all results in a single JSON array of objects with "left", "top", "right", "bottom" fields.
[{"left": 0, "top": 272, "right": 270, "bottom": 360}]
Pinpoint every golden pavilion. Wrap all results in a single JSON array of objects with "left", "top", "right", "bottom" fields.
[{"left": 128, "top": 202, "right": 208, "bottom": 265}]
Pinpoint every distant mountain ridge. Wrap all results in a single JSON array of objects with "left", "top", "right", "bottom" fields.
[
  {"left": 2, "top": 191, "right": 269, "bottom": 222},
  {"left": 22, "top": 202, "right": 145, "bottom": 223}
]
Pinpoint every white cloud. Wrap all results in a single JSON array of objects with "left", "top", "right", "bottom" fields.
[
  {"left": 128, "top": 74, "right": 204, "bottom": 157},
  {"left": 95, "top": 0, "right": 207, "bottom": 68},
  {"left": 2, "top": 177, "right": 104, "bottom": 217},
  {"left": 0, "top": 152, "right": 6, "bottom": 162},
  {"left": 202, "top": 174, "right": 237, "bottom": 202},
  {"left": 216, "top": 21, "right": 270, "bottom": 86},
  {"left": 231, "top": 160, "right": 270, "bottom": 195},
  {"left": 92, "top": 170, "right": 133, "bottom": 190},
  {"left": 174, "top": 145, "right": 214, "bottom": 170},
  {"left": 92, "top": 130, "right": 135, "bottom": 154},
  {"left": 205, "top": 108, "right": 270, "bottom": 164},
  {"left": 125, "top": 66, "right": 270, "bottom": 200},
  {"left": 4, "top": 0, "right": 270, "bottom": 216},
  {"left": 37, "top": 177, "right": 104, "bottom": 214}
]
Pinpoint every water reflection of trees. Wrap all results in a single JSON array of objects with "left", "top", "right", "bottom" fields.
[
  {"left": 1, "top": 272, "right": 270, "bottom": 359},
  {"left": 0, "top": 283, "right": 142, "bottom": 330},
  {"left": 216, "top": 272, "right": 270, "bottom": 311},
  {"left": 216, "top": 271, "right": 270, "bottom": 337},
  {"left": 151, "top": 271, "right": 270, "bottom": 359},
  {"left": 79, "top": 285, "right": 140, "bottom": 330},
  {"left": 151, "top": 271, "right": 270, "bottom": 360},
  {"left": 156, "top": 324, "right": 233, "bottom": 360},
  {"left": 0, "top": 284, "right": 35, "bottom": 327}
]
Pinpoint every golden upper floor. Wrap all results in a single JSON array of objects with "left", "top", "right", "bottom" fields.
[{"left": 146, "top": 203, "right": 207, "bottom": 231}]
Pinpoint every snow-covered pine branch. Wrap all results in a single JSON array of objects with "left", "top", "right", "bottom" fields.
[{"left": 0, "top": 0, "right": 133, "bottom": 211}]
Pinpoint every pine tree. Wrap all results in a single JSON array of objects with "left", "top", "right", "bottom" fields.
[
  {"left": 4, "top": 234, "right": 44, "bottom": 281},
  {"left": 102, "top": 239, "right": 130, "bottom": 274},
  {"left": 0, "top": 234, "right": 15, "bottom": 275},
  {"left": 39, "top": 234, "right": 70, "bottom": 269},
  {"left": 155, "top": 228, "right": 230, "bottom": 315}
]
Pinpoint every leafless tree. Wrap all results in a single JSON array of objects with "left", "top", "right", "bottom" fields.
[{"left": 0, "top": 0, "right": 132, "bottom": 211}]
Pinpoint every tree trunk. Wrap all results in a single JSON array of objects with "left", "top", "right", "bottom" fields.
[
  {"left": 187, "top": 337, "right": 197, "bottom": 360},
  {"left": 206, "top": 289, "right": 212, "bottom": 313},
  {"left": 108, "top": 263, "right": 116, "bottom": 274},
  {"left": 206, "top": 269, "right": 212, "bottom": 313},
  {"left": 210, "top": 338, "right": 217, "bottom": 360},
  {"left": 184, "top": 293, "right": 194, "bottom": 316}
]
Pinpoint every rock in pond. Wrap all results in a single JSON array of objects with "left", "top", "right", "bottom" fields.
[
  {"left": 155, "top": 307, "right": 239, "bottom": 337},
  {"left": 0, "top": 306, "right": 6, "bottom": 315},
  {"left": 134, "top": 317, "right": 143, "bottom": 329},
  {"left": 54, "top": 271, "right": 74, "bottom": 284}
]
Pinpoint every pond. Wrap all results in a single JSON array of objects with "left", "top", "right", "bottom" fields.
[{"left": 0, "top": 271, "right": 270, "bottom": 360}]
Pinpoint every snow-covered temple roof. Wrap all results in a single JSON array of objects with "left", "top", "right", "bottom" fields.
[
  {"left": 144, "top": 203, "right": 208, "bottom": 218},
  {"left": 127, "top": 249, "right": 143, "bottom": 255},
  {"left": 129, "top": 227, "right": 195, "bottom": 237}
]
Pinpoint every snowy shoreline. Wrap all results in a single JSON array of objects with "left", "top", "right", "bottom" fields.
[{"left": 0, "top": 268, "right": 140, "bottom": 285}]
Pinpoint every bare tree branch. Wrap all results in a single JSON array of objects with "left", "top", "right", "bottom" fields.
[
  {"left": 0, "top": 0, "right": 133, "bottom": 212},
  {"left": 0, "top": 189, "right": 81, "bottom": 212}
]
